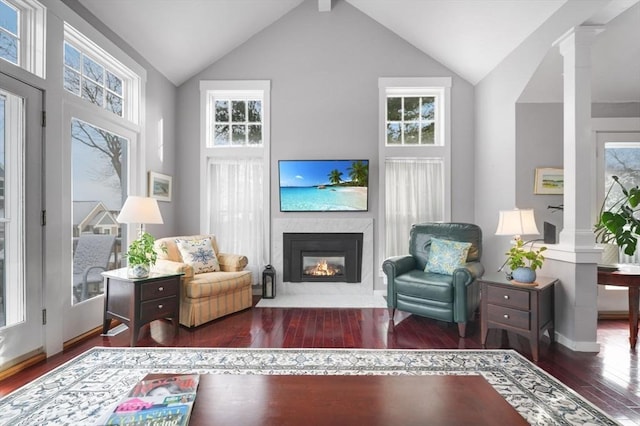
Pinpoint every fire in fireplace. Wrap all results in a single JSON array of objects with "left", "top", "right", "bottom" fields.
[
  {"left": 283, "top": 233, "right": 363, "bottom": 283},
  {"left": 303, "top": 255, "right": 345, "bottom": 277}
]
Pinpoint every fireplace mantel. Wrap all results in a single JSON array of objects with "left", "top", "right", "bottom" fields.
[{"left": 272, "top": 218, "right": 374, "bottom": 295}]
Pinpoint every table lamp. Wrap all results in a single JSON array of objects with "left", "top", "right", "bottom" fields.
[
  {"left": 116, "top": 196, "right": 164, "bottom": 278},
  {"left": 495, "top": 208, "right": 541, "bottom": 276},
  {"left": 117, "top": 196, "right": 164, "bottom": 236},
  {"left": 495, "top": 208, "right": 539, "bottom": 241}
]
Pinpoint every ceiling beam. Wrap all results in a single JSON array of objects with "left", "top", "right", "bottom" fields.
[{"left": 318, "top": 0, "right": 332, "bottom": 12}]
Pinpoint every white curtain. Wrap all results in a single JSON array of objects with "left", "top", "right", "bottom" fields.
[
  {"left": 207, "top": 157, "right": 266, "bottom": 283},
  {"left": 385, "top": 158, "right": 444, "bottom": 258}
]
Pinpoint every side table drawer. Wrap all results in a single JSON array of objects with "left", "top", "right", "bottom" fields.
[
  {"left": 486, "top": 285, "right": 529, "bottom": 310},
  {"left": 487, "top": 304, "right": 530, "bottom": 330},
  {"left": 140, "top": 296, "right": 178, "bottom": 321},
  {"left": 140, "top": 278, "right": 179, "bottom": 301}
]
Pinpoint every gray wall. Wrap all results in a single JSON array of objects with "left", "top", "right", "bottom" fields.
[
  {"left": 515, "top": 103, "right": 564, "bottom": 237},
  {"left": 514, "top": 101, "right": 640, "bottom": 240},
  {"left": 175, "top": 0, "right": 475, "bottom": 288}
]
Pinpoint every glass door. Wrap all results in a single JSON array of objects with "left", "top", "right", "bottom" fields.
[
  {"left": 63, "top": 109, "right": 135, "bottom": 341},
  {"left": 0, "top": 73, "right": 44, "bottom": 370}
]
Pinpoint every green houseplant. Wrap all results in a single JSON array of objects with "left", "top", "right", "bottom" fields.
[
  {"left": 123, "top": 231, "right": 164, "bottom": 278},
  {"left": 505, "top": 239, "right": 547, "bottom": 283},
  {"left": 594, "top": 175, "right": 640, "bottom": 257}
]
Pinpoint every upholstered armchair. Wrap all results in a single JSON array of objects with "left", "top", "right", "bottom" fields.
[
  {"left": 382, "top": 223, "right": 484, "bottom": 337},
  {"left": 152, "top": 235, "right": 253, "bottom": 327}
]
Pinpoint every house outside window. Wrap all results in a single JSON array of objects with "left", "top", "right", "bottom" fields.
[
  {"left": 0, "top": 0, "right": 45, "bottom": 78},
  {"left": 379, "top": 77, "right": 451, "bottom": 259}
]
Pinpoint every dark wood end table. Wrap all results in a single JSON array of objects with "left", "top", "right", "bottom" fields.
[
  {"left": 597, "top": 267, "right": 640, "bottom": 349},
  {"left": 480, "top": 272, "right": 556, "bottom": 361},
  {"left": 101, "top": 268, "right": 182, "bottom": 346}
]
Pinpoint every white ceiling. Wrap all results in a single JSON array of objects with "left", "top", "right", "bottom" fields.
[{"left": 76, "top": 0, "right": 639, "bottom": 102}]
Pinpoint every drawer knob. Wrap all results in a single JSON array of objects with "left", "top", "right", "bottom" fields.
[
  {"left": 158, "top": 286, "right": 164, "bottom": 291},
  {"left": 158, "top": 304, "right": 164, "bottom": 309},
  {"left": 503, "top": 295, "right": 509, "bottom": 300},
  {"left": 503, "top": 314, "right": 509, "bottom": 319}
]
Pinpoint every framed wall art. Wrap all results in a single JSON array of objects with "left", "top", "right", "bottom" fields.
[
  {"left": 148, "top": 171, "right": 172, "bottom": 202},
  {"left": 534, "top": 168, "right": 563, "bottom": 195}
]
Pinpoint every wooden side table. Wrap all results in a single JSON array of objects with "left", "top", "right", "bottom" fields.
[
  {"left": 480, "top": 272, "right": 556, "bottom": 361},
  {"left": 102, "top": 268, "right": 182, "bottom": 346}
]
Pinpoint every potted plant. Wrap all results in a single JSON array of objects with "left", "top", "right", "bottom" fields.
[
  {"left": 123, "top": 231, "right": 164, "bottom": 278},
  {"left": 504, "top": 239, "right": 547, "bottom": 283},
  {"left": 594, "top": 175, "right": 640, "bottom": 257}
]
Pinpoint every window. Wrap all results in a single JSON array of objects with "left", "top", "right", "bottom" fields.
[
  {"left": 207, "top": 91, "right": 264, "bottom": 147},
  {"left": 0, "top": 0, "right": 45, "bottom": 77},
  {"left": 386, "top": 95, "right": 438, "bottom": 145},
  {"left": 201, "top": 81, "right": 271, "bottom": 282},
  {"left": 379, "top": 78, "right": 451, "bottom": 259},
  {"left": 64, "top": 42, "right": 123, "bottom": 116},
  {"left": 63, "top": 23, "right": 140, "bottom": 124},
  {"left": 0, "top": 1, "right": 19, "bottom": 65}
]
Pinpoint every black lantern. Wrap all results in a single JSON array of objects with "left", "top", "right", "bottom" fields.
[{"left": 262, "top": 264, "right": 276, "bottom": 299}]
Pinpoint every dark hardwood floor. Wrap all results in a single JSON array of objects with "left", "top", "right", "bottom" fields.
[{"left": 1, "top": 297, "right": 638, "bottom": 424}]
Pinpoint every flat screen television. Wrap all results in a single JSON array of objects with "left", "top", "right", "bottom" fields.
[{"left": 279, "top": 159, "right": 369, "bottom": 212}]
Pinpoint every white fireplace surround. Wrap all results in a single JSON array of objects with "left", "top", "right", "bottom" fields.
[{"left": 272, "top": 218, "right": 374, "bottom": 296}]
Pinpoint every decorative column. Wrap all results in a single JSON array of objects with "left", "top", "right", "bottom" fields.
[
  {"left": 555, "top": 26, "right": 602, "bottom": 248},
  {"left": 545, "top": 26, "right": 603, "bottom": 352}
]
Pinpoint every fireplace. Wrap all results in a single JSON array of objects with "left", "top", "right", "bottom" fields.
[{"left": 283, "top": 233, "right": 363, "bottom": 283}]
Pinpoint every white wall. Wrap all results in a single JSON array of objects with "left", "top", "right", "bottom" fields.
[{"left": 175, "top": 0, "right": 475, "bottom": 290}]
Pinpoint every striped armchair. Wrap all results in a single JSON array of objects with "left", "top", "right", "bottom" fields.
[{"left": 153, "top": 235, "right": 253, "bottom": 327}]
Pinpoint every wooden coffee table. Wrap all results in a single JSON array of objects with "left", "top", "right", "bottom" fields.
[{"left": 186, "top": 374, "right": 527, "bottom": 425}]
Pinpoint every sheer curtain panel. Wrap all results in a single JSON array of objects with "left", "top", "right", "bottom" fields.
[
  {"left": 207, "top": 158, "right": 266, "bottom": 282},
  {"left": 385, "top": 158, "right": 444, "bottom": 257}
]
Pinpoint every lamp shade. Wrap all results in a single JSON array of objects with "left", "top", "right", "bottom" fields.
[
  {"left": 495, "top": 209, "right": 539, "bottom": 238},
  {"left": 116, "top": 196, "right": 164, "bottom": 225}
]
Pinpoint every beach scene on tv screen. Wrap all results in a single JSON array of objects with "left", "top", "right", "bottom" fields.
[{"left": 279, "top": 160, "right": 369, "bottom": 211}]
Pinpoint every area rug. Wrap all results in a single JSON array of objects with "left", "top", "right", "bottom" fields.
[
  {"left": 255, "top": 293, "right": 387, "bottom": 308},
  {"left": 0, "top": 347, "right": 617, "bottom": 426}
]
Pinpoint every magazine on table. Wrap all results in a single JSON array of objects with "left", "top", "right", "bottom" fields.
[{"left": 96, "top": 374, "right": 200, "bottom": 426}]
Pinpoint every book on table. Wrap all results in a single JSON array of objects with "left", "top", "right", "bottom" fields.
[{"left": 98, "top": 374, "right": 200, "bottom": 426}]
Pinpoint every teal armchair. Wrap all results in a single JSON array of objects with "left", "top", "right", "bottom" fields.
[{"left": 383, "top": 222, "right": 484, "bottom": 337}]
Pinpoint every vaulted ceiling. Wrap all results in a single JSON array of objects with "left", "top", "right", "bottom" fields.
[{"left": 75, "top": 0, "right": 639, "bottom": 102}]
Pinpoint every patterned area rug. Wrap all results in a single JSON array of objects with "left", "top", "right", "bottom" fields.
[{"left": 0, "top": 347, "right": 616, "bottom": 426}]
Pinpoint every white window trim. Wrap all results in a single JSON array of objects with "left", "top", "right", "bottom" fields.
[
  {"left": 378, "top": 77, "right": 452, "bottom": 267},
  {"left": 1, "top": 89, "right": 26, "bottom": 325},
  {"left": 199, "top": 79, "right": 271, "bottom": 240},
  {"left": 1, "top": 0, "right": 46, "bottom": 78},
  {"left": 64, "top": 22, "right": 141, "bottom": 125}
]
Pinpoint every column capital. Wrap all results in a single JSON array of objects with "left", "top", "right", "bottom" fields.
[{"left": 554, "top": 25, "right": 604, "bottom": 54}]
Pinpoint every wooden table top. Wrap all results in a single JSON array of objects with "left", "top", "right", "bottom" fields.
[{"left": 188, "top": 373, "right": 527, "bottom": 426}]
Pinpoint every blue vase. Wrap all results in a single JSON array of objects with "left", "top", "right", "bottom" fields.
[{"left": 512, "top": 267, "right": 536, "bottom": 283}]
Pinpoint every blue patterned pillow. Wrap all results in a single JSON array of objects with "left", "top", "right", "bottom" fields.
[
  {"left": 425, "top": 237, "right": 472, "bottom": 275},
  {"left": 176, "top": 237, "right": 220, "bottom": 273}
]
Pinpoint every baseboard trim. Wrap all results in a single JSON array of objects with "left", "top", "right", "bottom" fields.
[
  {"left": 598, "top": 311, "right": 628, "bottom": 320},
  {"left": 0, "top": 350, "right": 46, "bottom": 382}
]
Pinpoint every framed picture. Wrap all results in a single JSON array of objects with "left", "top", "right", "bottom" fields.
[
  {"left": 148, "top": 171, "right": 172, "bottom": 202},
  {"left": 534, "top": 168, "right": 563, "bottom": 195}
]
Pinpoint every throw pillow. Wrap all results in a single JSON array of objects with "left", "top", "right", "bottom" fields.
[
  {"left": 425, "top": 237, "right": 472, "bottom": 275},
  {"left": 175, "top": 237, "right": 220, "bottom": 274}
]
